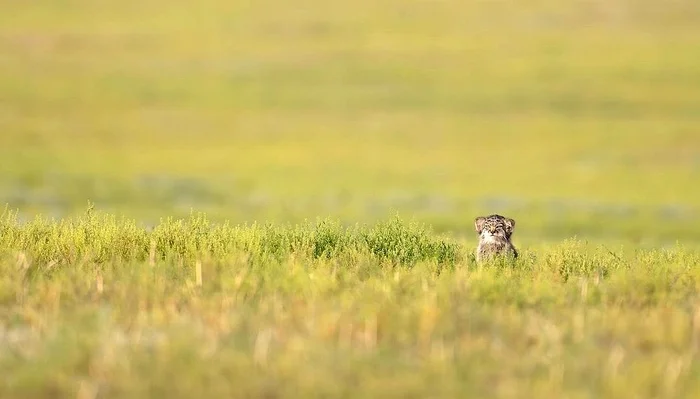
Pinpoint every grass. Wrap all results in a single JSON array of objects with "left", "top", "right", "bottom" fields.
[
  {"left": 1, "top": 209, "right": 699, "bottom": 398},
  {"left": 1, "top": 0, "right": 700, "bottom": 397}
]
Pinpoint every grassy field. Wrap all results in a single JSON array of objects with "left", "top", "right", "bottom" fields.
[
  {"left": 1, "top": 0, "right": 700, "bottom": 397},
  {"left": 1, "top": 211, "right": 700, "bottom": 398}
]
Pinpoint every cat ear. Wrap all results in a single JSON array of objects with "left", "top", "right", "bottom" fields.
[
  {"left": 474, "top": 217, "right": 486, "bottom": 233},
  {"left": 504, "top": 218, "right": 515, "bottom": 233}
]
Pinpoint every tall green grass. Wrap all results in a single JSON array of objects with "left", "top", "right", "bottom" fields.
[
  {"left": 1, "top": 210, "right": 699, "bottom": 398},
  {"left": 0, "top": 208, "right": 459, "bottom": 268}
]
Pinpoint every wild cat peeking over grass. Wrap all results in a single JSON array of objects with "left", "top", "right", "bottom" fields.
[{"left": 474, "top": 214, "right": 518, "bottom": 262}]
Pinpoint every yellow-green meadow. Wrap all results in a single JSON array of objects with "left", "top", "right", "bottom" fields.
[{"left": 1, "top": 1, "right": 700, "bottom": 397}]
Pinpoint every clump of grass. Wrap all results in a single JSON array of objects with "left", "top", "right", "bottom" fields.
[{"left": 360, "top": 215, "right": 459, "bottom": 266}]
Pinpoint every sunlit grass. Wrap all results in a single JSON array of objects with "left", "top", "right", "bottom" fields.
[
  {"left": 0, "top": 210, "right": 699, "bottom": 397},
  {"left": 1, "top": 0, "right": 700, "bottom": 397}
]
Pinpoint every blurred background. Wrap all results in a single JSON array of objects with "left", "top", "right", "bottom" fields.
[{"left": 1, "top": 0, "right": 699, "bottom": 247}]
